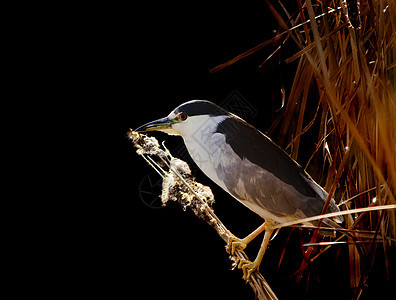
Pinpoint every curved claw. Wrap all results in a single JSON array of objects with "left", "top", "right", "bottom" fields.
[
  {"left": 226, "top": 222, "right": 274, "bottom": 281},
  {"left": 238, "top": 258, "right": 259, "bottom": 281},
  {"left": 226, "top": 236, "right": 247, "bottom": 255}
]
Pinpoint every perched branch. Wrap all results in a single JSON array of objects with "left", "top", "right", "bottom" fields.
[{"left": 128, "top": 130, "right": 278, "bottom": 300}]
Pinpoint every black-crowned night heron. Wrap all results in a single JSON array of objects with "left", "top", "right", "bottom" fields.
[{"left": 135, "top": 100, "right": 343, "bottom": 280}]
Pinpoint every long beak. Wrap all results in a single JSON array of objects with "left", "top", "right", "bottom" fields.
[{"left": 134, "top": 117, "right": 175, "bottom": 132}]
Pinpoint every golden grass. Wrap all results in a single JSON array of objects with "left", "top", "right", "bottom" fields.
[{"left": 211, "top": 0, "right": 396, "bottom": 297}]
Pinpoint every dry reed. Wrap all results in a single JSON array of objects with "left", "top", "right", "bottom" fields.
[{"left": 211, "top": 0, "right": 396, "bottom": 298}]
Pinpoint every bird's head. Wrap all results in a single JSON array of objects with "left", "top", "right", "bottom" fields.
[{"left": 135, "top": 100, "right": 229, "bottom": 137}]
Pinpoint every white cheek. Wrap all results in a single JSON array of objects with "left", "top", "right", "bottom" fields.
[
  {"left": 170, "top": 122, "right": 184, "bottom": 135},
  {"left": 171, "top": 119, "right": 197, "bottom": 137}
]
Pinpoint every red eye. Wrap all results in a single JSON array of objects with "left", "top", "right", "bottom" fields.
[{"left": 179, "top": 113, "right": 188, "bottom": 121}]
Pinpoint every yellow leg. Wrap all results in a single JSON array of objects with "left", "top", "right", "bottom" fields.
[
  {"left": 238, "top": 223, "right": 274, "bottom": 281},
  {"left": 226, "top": 222, "right": 267, "bottom": 255}
]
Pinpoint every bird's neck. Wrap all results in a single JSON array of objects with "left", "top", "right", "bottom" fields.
[{"left": 181, "top": 115, "right": 229, "bottom": 191}]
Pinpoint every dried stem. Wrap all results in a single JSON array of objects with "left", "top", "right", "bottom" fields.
[{"left": 129, "top": 131, "right": 278, "bottom": 300}]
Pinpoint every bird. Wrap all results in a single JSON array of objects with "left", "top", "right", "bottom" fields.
[{"left": 135, "top": 100, "right": 343, "bottom": 280}]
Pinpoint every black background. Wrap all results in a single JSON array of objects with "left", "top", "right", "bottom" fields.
[{"left": 27, "top": 2, "right": 394, "bottom": 299}]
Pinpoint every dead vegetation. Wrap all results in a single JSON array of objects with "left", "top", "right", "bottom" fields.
[{"left": 211, "top": 0, "right": 396, "bottom": 297}]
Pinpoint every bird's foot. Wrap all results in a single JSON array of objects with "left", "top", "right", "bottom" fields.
[
  {"left": 226, "top": 235, "right": 248, "bottom": 255},
  {"left": 237, "top": 258, "right": 260, "bottom": 281}
]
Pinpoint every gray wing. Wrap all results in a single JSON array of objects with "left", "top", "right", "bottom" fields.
[{"left": 211, "top": 117, "right": 342, "bottom": 224}]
